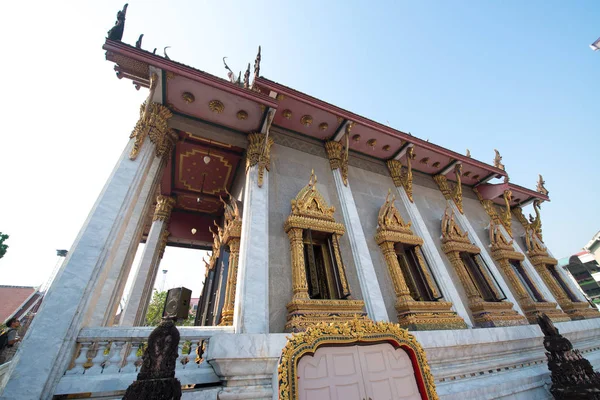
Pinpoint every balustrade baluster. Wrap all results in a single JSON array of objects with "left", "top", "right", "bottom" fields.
[
  {"left": 66, "top": 342, "right": 92, "bottom": 375},
  {"left": 86, "top": 341, "right": 110, "bottom": 375},
  {"left": 175, "top": 342, "right": 185, "bottom": 370},
  {"left": 120, "top": 341, "right": 140, "bottom": 374},
  {"left": 103, "top": 341, "right": 125, "bottom": 374}
]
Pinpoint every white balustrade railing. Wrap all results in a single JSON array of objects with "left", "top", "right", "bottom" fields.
[{"left": 55, "top": 325, "right": 233, "bottom": 396}]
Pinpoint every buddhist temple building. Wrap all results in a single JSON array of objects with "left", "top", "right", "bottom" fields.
[{"left": 1, "top": 6, "right": 599, "bottom": 400}]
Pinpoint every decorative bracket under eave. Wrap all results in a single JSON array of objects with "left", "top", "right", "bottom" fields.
[
  {"left": 473, "top": 183, "right": 513, "bottom": 237},
  {"left": 386, "top": 146, "right": 415, "bottom": 201},
  {"left": 433, "top": 163, "right": 464, "bottom": 213},
  {"left": 325, "top": 122, "right": 353, "bottom": 186}
]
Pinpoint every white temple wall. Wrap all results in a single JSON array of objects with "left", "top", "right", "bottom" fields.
[
  {"left": 267, "top": 136, "right": 364, "bottom": 332},
  {"left": 411, "top": 174, "right": 474, "bottom": 319},
  {"left": 346, "top": 162, "right": 400, "bottom": 323}
]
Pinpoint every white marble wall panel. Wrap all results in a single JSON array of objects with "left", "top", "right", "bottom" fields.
[
  {"left": 332, "top": 168, "right": 389, "bottom": 322},
  {"left": 234, "top": 165, "right": 270, "bottom": 334}
]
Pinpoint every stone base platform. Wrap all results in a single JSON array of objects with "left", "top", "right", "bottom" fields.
[
  {"left": 470, "top": 300, "right": 529, "bottom": 327},
  {"left": 284, "top": 298, "right": 365, "bottom": 332},
  {"left": 396, "top": 300, "right": 468, "bottom": 331}
]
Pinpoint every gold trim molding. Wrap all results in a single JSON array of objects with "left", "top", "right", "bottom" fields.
[
  {"left": 386, "top": 147, "right": 415, "bottom": 202},
  {"left": 278, "top": 318, "right": 439, "bottom": 400},
  {"left": 375, "top": 191, "right": 466, "bottom": 330},
  {"left": 246, "top": 132, "right": 274, "bottom": 188}
]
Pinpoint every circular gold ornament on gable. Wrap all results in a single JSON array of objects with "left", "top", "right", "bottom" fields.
[
  {"left": 319, "top": 122, "right": 328, "bottom": 131},
  {"left": 282, "top": 109, "right": 292, "bottom": 119},
  {"left": 236, "top": 110, "right": 248, "bottom": 120},
  {"left": 367, "top": 138, "right": 377, "bottom": 148},
  {"left": 300, "top": 115, "right": 313, "bottom": 127},
  {"left": 352, "top": 134, "right": 361, "bottom": 142},
  {"left": 209, "top": 100, "right": 225, "bottom": 113},
  {"left": 382, "top": 144, "right": 390, "bottom": 151},
  {"left": 182, "top": 92, "right": 195, "bottom": 104}
]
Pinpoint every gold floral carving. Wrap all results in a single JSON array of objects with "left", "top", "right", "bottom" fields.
[
  {"left": 352, "top": 134, "right": 361, "bottom": 142},
  {"left": 440, "top": 207, "right": 527, "bottom": 327},
  {"left": 528, "top": 200, "right": 543, "bottom": 240},
  {"left": 153, "top": 195, "right": 176, "bottom": 222},
  {"left": 433, "top": 165, "right": 464, "bottom": 214},
  {"left": 386, "top": 147, "right": 414, "bottom": 202},
  {"left": 325, "top": 141, "right": 348, "bottom": 186},
  {"left": 375, "top": 192, "right": 466, "bottom": 330},
  {"left": 473, "top": 188, "right": 511, "bottom": 237},
  {"left": 278, "top": 318, "right": 439, "bottom": 400},
  {"left": 300, "top": 115, "right": 313, "bottom": 127},
  {"left": 218, "top": 192, "right": 243, "bottom": 326},
  {"left": 246, "top": 132, "right": 274, "bottom": 188},
  {"left": 367, "top": 138, "right": 377, "bottom": 148},
  {"left": 382, "top": 144, "right": 390, "bottom": 151},
  {"left": 236, "top": 110, "right": 248, "bottom": 120},
  {"left": 129, "top": 102, "right": 175, "bottom": 160},
  {"left": 318, "top": 122, "right": 328, "bottom": 131},
  {"left": 282, "top": 109, "right": 292, "bottom": 119},
  {"left": 208, "top": 99, "right": 225, "bottom": 113},
  {"left": 432, "top": 161, "right": 440, "bottom": 168},
  {"left": 182, "top": 92, "right": 195, "bottom": 104},
  {"left": 284, "top": 171, "right": 364, "bottom": 332},
  {"left": 499, "top": 190, "right": 513, "bottom": 237}
]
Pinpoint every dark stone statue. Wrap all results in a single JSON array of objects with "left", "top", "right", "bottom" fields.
[
  {"left": 538, "top": 314, "right": 600, "bottom": 399},
  {"left": 123, "top": 320, "right": 182, "bottom": 400},
  {"left": 107, "top": 4, "right": 128, "bottom": 41}
]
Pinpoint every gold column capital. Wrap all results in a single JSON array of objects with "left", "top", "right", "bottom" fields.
[
  {"left": 153, "top": 195, "right": 176, "bottom": 222},
  {"left": 325, "top": 141, "right": 348, "bottom": 186},
  {"left": 129, "top": 102, "right": 174, "bottom": 160},
  {"left": 246, "top": 132, "right": 274, "bottom": 188},
  {"left": 434, "top": 171, "right": 463, "bottom": 214},
  {"left": 386, "top": 147, "right": 414, "bottom": 202}
]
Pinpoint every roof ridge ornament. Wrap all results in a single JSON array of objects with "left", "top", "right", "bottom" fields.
[
  {"left": 493, "top": 149, "right": 505, "bottom": 171},
  {"left": 537, "top": 174, "right": 549, "bottom": 196},
  {"left": 107, "top": 3, "right": 128, "bottom": 41},
  {"left": 252, "top": 46, "right": 261, "bottom": 89}
]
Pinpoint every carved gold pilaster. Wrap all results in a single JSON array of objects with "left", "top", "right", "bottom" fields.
[
  {"left": 434, "top": 172, "right": 463, "bottom": 214},
  {"left": 386, "top": 147, "right": 414, "bottom": 202},
  {"left": 375, "top": 191, "right": 466, "bottom": 330},
  {"left": 153, "top": 195, "right": 176, "bottom": 222},
  {"left": 284, "top": 171, "right": 365, "bottom": 332},
  {"left": 158, "top": 229, "right": 169, "bottom": 259},
  {"left": 246, "top": 132, "right": 274, "bottom": 188},
  {"left": 325, "top": 140, "right": 348, "bottom": 186},
  {"left": 219, "top": 238, "right": 240, "bottom": 326},
  {"left": 440, "top": 207, "right": 527, "bottom": 327},
  {"left": 129, "top": 102, "right": 175, "bottom": 160}
]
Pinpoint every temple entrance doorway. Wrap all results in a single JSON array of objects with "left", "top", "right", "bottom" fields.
[{"left": 297, "top": 342, "right": 421, "bottom": 400}]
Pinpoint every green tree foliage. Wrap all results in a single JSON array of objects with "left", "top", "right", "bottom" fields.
[
  {"left": 144, "top": 289, "right": 196, "bottom": 327},
  {"left": 0, "top": 233, "right": 9, "bottom": 260}
]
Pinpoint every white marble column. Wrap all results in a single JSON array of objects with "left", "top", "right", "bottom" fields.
[
  {"left": 332, "top": 169, "right": 389, "bottom": 322},
  {"left": 120, "top": 196, "right": 174, "bottom": 326},
  {"left": 233, "top": 133, "right": 271, "bottom": 334},
  {"left": 395, "top": 187, "right": 474, "bottom": 327},
  {"left": 450, "top": 202, "right": 525, "bottom": 316}
]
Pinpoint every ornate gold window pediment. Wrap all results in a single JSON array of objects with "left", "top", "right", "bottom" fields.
[
  {"left": 284, "top": 170, "right": 364, "bottom": 332},
  {"left": 278, "top": 318, "right": 439, "bottom": 400}
]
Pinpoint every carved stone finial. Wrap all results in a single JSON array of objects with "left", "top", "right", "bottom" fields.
[
  {"left": 536, "top": 174, "right": 549, "bottom": 196},
  {"left": 493, "top": 149, "right": 505, "bottom": 171},
  {"left": 122, "top": 319, "right": 182, "bottom": 400},
  {"left": 107, "top": 4, "right": 128, "bottom": 41},
  {"left": 243, "top": 63, "right": 251, "bottom": 89},
  {"left": 135, "top": 33, "right": 143, "bottom": 48}
]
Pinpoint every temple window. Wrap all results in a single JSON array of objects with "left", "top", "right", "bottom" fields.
[
  {"left": 395, "top": 243, "right": 441, "bottom": 302},
  {"left": 284, "top": 171, "right": 365, "bottom": 332},
  {"left": 508, "top": 259, "right": 545, "bottom": 302},
  {"left": 548, "top": 265, "right": 579, "bottom": 302},
  {"left": 375, "top": 191, "right": 466, "bottom": 330},
  {"left": 303, "top": 229, "right": 349, "bottom": 300},
  {"left": 440, "top": 206, "right": 527, "bottom": 327}
]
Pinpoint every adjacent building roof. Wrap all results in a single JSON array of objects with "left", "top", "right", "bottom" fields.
[{"left": 0, "top": 286, "right": 39, "bottom": 323}]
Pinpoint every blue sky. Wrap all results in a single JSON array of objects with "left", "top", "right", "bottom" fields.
[{"left": 0, "top": 1, "right": 598, "bottom": 292}]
